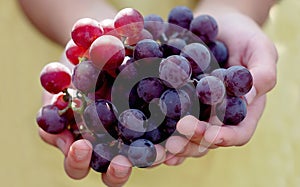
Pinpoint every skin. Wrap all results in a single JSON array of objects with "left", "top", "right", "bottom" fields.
[{"left": 18, "top": 0, "right": 278, "bottom": 186}]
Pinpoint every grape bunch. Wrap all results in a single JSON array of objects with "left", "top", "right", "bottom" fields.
[{"left": 36, "top": 6, "right": 253, "bottom": 173}]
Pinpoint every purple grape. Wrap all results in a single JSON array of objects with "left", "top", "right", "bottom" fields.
[
  {"left": 196, "top": 76, "right": 226, "bottom": 105},
  {"left": 224, "top": 66, "right": 253, "bottom": 96},
  {"left": 118, "top": 109, "right": 147, "bottom": 143},
  {"left": 210, "top": 68, "right": 227, "bottom": 81},
  {"left": 142, "top": 118, "right": 165, "bottom": 144},
  {"left": 208, "top": 40, "right": 229, "bottom": 67},
  {"left": 83, "top": 99, "right": 119, "bottom": 139},
  {"left": 162, "top": 38, "right": 187, "bottom": 57},
  {"left": 216, "top": 96, "right": 247, "bottom": 125},
  {"left": 144, "top": 14, "right": 165, "bottom": 40},
  {"left": 137, "top": 77, "right": 166, "bottom": 103},
  {"left": 181, "top": 43, "right": 211, "bottom": 77},
  {"left": 133, "top": 39, "right": 163, "bottom": 60},
  {"left": 36, "top": 105, "right": 68, "bottom": 134},
  {"left": 128, "top": 83, "right": 151, "bottom": 118},
  {"left": 72, "top": 60, "right": 100, "bottom": 93},
  {"left": 90, "top": 143, "right": 116, "bottom": 173},
  {"left": 159, "top": 89, "right": 191, "bottom": 119},
  {"left": 159, "top": 55, "right": 191, "bottom": 88},
  {"left": 190, "top": 15, "right": 218, "bottom": 44},
  {"left": 127, "top": 139, "right": 157, "bottom": 168},
  {"left": 168, "top": 6, "right": 194, "bottom": 30}
]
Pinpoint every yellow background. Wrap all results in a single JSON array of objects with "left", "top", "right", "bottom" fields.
[{"left": 1, "top": 0, "right": 300, "bottom": 186}]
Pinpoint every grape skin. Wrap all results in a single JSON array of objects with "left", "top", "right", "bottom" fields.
[
  {"left": 216, "top": 96, "right": 247, "bottom": 125},
  {"left": 181, "top": 43, "right": 211, "bottom": 77},
  {"left": 189, "top": 15, "right": 218, "bottom": 44},
  {"left": 40, "top": 62, "right": 71, "bottom": 94},
  {"left": 143, "top": 14, "right": 165, "bottom": 40},
  {"left": 133, "top": 39, "right": 163, "bottom": 60},
  {"left": 159, "top": 55, "right": 191, "bottom": 88},
  {"left": 114, "top": 8, "right": 144, "bottom": 37},
  {"left": 36, "top": 105, "right": 68, "bottom": 134},
  {"left": 71, "top": 18, "right": 103, "bottom": 49},
  {"left": 168, "top": 6, "right": 194, "bottom": 30},
  {"left": 89, "top": 35, "right": 125, "bottom": 77},
  {"left": 196, "top": 76, "right": 226, "bottom": 105},
  {"left": 127, "top": 139, "right": 157, "bottom": 168},
  {"left": 224, "top": 66, "right": 253, "bottom": 96},
  {"left": 72, "top": 60, "right": 100, "bottom": 93}
]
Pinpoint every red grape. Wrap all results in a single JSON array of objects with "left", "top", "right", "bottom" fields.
[
  {"left": 40, "top": 62, "right": 71, "bottom": 94},
  {"left": 89, "top": 35, "right": 125, "bottom": 77},
  {"left": 65, "top": 40, "right": 87, "bottom": 65},
  {"left": 71, "top": 18, "right": 104, "bottom": 49},
  {"left": 114, "top": 8, "right": 144, "bottom": 37}
]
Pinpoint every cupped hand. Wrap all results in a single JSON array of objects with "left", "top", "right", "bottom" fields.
[{"left": 166, "top": 12, "right": 278, "bottom": 156}]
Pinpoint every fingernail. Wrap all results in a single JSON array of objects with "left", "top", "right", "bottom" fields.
[
  {"left": 198, "top": 145, "right": 208, "bottom": 153},
  {"left": 56, "top": 138, "right": 66, "bottom": 154},
  {"left": 74, "top": 148, "right": 90, "bottom": 161},
  {"left": 113, "top": 167, "right": 130, "bottom": 178},
  {"left": 215, "top": 139, "right": 224, "bottom": 145},
  {"left": 244, "top": 86, "right": 257, "bottom": 105}
]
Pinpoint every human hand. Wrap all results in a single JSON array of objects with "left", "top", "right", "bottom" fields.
[{"left": 166, "top": 11, "right": 278, "bottom": 156}]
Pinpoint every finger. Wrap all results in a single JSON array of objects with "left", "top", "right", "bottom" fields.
[
  {"left": 102, "top": 155, "right": 132, "bottom": 187},
  {"left": 176, "top": 115, "right": 208, "bottom": 143},
  {"left": 38, "top": 128, "right": 74, "bottom": 155},
  {"left": 203, "top": 95, "right": 266, "bottom": 147},
  {"left": 165, "top": 136, "right": 209, "bottom": 157},
  {"left": 245, "top": 35, "right": 278, "bottom": 103},
  {"left": 152, "top": 144, "right": 167, "bottom": 166},
  {"left": 164, "top": 153, "right": 186, "bottom": 166},
  {"left": 64, "top": 139, "right": 93, "bottom": 179}
]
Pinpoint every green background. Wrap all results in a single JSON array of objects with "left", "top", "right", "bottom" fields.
[{"left": 1, "top": 0, "right": 299, "bottom": 186}]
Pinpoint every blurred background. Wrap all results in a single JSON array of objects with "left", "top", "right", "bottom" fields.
[{"left": 1, "top": 0, "right": 299, "bottom": 186}]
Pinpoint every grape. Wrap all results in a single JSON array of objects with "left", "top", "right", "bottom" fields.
[
  {"left": 137, "top": 77, "right": 166, "bottom": 103},
  {"left": 133, "top": 39, "right": 163, "bottom": 60},
  {"left": 216, "top": 96, "right": 247, "bottom": 125},
  {"left": 36, "top": 105, "right": 68, "bottom": 134},
  {"left": 72, "top": 60, "right": 100, "bottom": 93},
  {"left": 159, "top": 55, "right": 191, "bottom": 88},
  {"left": 83, "top": 99, "right": 119, "bottom": 139},
  {"left": 71, "top": 18, "right": 103, "bottom": 49},
  {"left": 159, "top": 89, "right": 191, "bottom": 119},
  {"left": 128, "top": 84, "right": 151, "bottom": 118},
  {"left": 190, "top": 15, "right": 218, "bottom": 44},
  {"left": 40, "top": 62, "right": 71, "bottom": 94},
  {"left": 114, "top": 8, "right": 144, "bottom": 37},
  {"left": 89, "top": 35, "right": 125, "bottom": 77},
  {"left": 125, "top": 29, "right": 153, "bottom": 46},
  {"left": 210, "top": 68, "right": 227, "bottom": 81},
  {"left": 181, "top": 43, "right": 211, "bottom": 77},
  {"left": 53, "top": 93, "right": 75, "bottom": 122},
  {"left": 99, "top": 18, "right": 119, "bottom": 38},
  {"left": 142, "top": 118, "right": 165, "bottom": 144},
  {"left": 224, "top": 66, "right": 253, "bottom": 96},
  {"left": 143, "top": 14, "right": 165, "bottom": 40},
  {"left": 118, "top": 109, "right": 147, "bottom": 143},
  {"left": 196, "top": 76, "right": 226, "bottom": 105},
  {"left": 162, "top": 38, "right": 187, "bottom": 57},
  {"left": 65, "top": 40, "right": 87, "bottom": 65},
  {"left": 168, "top": 6, "right": 193, "bottom": 30},
  {"left": 93, "top": 71, "right": 114, "bottom": 101},
  {"left": 127, "top": 139, "right": 156, "bottom": 168},
  {"left": 208, "top": 40, "right": 229, "bottom": 67},
  {"left": 90, "top": 143, "right": 116, "bottom": 173}
]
